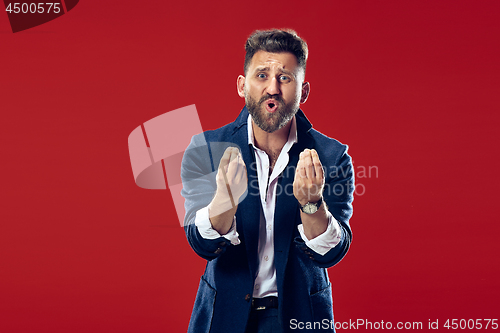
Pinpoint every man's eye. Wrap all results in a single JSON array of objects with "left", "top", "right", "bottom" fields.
[
  {"left": 257, "top": 73, "right": 266, "bottom": 79},
  {"left": 280, "top": 75, "right": 290, "bottom": 81}
]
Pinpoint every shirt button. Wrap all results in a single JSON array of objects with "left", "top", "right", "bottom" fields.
[
  {"left": 264, "top": 256, "right": 269, "bottom": 261},
  {"left": 255, "top": 284, "right": 260, "bottom": 290},
  {"left": 267, "top": 225, "right": 272, "bottom": 230}
]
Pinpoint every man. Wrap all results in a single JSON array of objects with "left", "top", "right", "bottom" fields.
[{"left": 181, "top": 29, "right": 354, "bottom": 333}]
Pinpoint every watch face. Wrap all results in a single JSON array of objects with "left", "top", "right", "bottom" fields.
[{"left": 303, "top": 203, "right": 318, "bottom": 214}]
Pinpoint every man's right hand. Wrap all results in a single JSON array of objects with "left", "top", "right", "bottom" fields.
[{"left": 208, "top": 147, "right": 247, "bottom": 234}]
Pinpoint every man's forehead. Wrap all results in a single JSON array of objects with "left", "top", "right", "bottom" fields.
[{"left": 249, "top": 51, "right": 299, "bottom": 72}]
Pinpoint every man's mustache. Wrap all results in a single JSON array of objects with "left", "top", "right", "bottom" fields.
[{"left": 258, "top": 95, "right": 284, "bottom": 105}]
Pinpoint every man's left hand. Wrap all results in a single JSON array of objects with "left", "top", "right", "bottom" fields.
[{"left": 293, "top": 149, "right": 325, "bottom": 206}]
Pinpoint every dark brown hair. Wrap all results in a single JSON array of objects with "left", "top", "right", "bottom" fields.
[{"left": 244, "top": 29, "right": 308, "bottom": 75}]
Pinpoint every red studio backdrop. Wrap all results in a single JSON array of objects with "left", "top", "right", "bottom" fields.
[{"left": 1, "top": 1, "right": 499, "bottom": 332}]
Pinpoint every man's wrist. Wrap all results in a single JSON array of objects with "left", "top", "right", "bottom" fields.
[
  {"left": 299, "top": 196, "right": 323, "bottom": 215},
  {"left": 208, "top": 194, "right": 237, "bottom": 217},
  {"left": 297, "top": 195, "right": 322, "bottom": 206}
]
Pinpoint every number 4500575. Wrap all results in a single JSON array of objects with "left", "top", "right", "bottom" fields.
[
  {"left": 444, "top": 319, "right": 498, "bottom": 330},
  {"left": 5, "top": 3, "right": 61, "bottom": 14}
]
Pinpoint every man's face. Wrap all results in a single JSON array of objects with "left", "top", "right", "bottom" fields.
[{"left": 237, "top": 51, "right": 309, "bottom": 133}]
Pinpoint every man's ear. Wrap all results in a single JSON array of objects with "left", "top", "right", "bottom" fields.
[
  {"left": 300, "top": 81, "right": 310, "bottom": 103},
  {"left": 237, "top": 75, "right": 246, "bottom": 98}
]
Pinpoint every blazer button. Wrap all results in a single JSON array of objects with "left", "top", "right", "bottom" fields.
[
  {"left": 214, "top": 248, "right": 223, "bottom": 254},
  {"left": 245, "top": 294, "right": 251, "bottom": 301}
]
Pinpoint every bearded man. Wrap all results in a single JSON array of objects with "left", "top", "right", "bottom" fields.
[{"left": 181, "top": 29, "right": 354, "bottom": 333}]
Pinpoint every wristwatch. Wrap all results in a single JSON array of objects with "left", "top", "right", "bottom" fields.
[{"left": 299, "top": 197, "right": 323, "bottom": 215}]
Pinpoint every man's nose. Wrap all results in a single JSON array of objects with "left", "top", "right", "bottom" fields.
[{"left": 265, "top": 77, "right": 280, "bottom": 95}]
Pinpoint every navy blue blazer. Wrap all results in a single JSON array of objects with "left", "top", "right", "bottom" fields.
[{"left": 181, "top": 107, "right": 354, "bottom": 333}]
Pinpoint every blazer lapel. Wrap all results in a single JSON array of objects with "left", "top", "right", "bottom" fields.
[{"left": 230, "top": 107, "right": 261, "bottom": 279}]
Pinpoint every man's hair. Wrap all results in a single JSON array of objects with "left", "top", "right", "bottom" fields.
[{"left": 244, "top": 29, "right": 308, "bottom": 76}]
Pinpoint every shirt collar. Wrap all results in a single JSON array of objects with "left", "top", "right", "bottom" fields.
[{"left": 247, "top": 114, "right": 298, "bottom": 149}]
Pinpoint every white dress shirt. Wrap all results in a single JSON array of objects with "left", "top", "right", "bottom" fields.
[{"left": 194, "top": 114, "right": 342, "bottom": 298}]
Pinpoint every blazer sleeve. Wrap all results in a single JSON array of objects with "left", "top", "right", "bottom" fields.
[
  {"left": 181, "top": 134, "right": 233, "bottom": 261},
  {"left": 294, "top": 145, "right": 354, "bottom": 268}
]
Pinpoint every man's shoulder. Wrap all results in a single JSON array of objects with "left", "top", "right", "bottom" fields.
[
  {"left": 191, "top": 107, "right": 248, "bottom": 144},
  {"left": 203, "top": 122, "right": 241, "bottom": 141},
  {"left": 309, "top": 128, "right": 347, "bottom": 151},
  {"left": 295, "top": 109, "right": 348, "bottom": 156}
]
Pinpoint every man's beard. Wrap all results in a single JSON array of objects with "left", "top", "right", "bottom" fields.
[{"left": 245, "top": 93, "right": 300, "bottom": 133}]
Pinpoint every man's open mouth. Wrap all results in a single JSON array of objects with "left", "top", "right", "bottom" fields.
[{"left": 264, "top": 99, "right": 278, "bottom": 113}]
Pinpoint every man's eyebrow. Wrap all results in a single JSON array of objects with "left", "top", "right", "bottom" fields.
[
  {"left": 253, "top": 66, "right": 296, "bottom": 77},
  {"left": 253, "top": 66, "right": 270, "bottom": 73}
]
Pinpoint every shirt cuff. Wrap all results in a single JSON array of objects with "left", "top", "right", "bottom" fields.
[
  {"left": 195, "top": 206, "right": 241, "bottom": 245},
  {"left": 297, "top": 211, "right": 342, "bottom": 256}
]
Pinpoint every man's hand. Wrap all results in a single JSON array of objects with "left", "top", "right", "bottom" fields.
[
  {"left": 293, "top": 148, "right": 329, "bottom": 239},
  {"left": 293, "top": 149, "right": 325, "bottom": 206},
  {"left": 208, "top": 147, "right": 247, "bottom": 234},
  {"left": 216, "top": 147, "right": 248, "bottom": 206}
]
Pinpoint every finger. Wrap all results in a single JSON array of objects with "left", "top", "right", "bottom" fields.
[
  {"left": 311, "top": 149, "right": 324, "bottom": 181},
  {"left": 238, "top": 151, "right": 246, "bottom": 167},
  {"left": 219, "top": 147, "right": 233, "bottom": 172},
  {"left": 297, "top": 150, "right": 307, "bottom": 168},
  {"left": 300, "top": 149, "right": 309, "bottom": 161},
  {"left": 304, "top": 150, "right": 315, "bottom": 180},
  {"left": 224, "top": 148, "right": 238, "bottom": 207},
  {"left": 235, "top": 162, "right": 247, "bottom": 184},
  {"left": 237, "top": 165, "right": 247, "bottom": 184},
  {"left": 237, "top": 152, "right": 247, "bottom": 180},
  {"left": 226, "top": 148, "right": 236, "bottom": 177},
  {"left": 219, "top": 163, "right": 235, "bottom": 207},
  {"left": 233, "top": 150, "right": 243, "bottom": 179},
  {"left": 297, "top": 157, "right": 307, "bottom": 179},
  {"left": 225, "top": 179, "right": 236, "bottom": 208},
  {"left": 228, "top": 147, "right": 238, "bottom": 164},
  {"left": 227, "top": 148, "right": 242, "bottom": 180}
]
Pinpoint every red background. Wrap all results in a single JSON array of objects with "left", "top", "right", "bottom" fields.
[{"left": 1, "top": 1, "right": 499, "bottom": 332}]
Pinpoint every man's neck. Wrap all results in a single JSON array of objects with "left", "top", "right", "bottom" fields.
[{"left": 251, "top": 118, "right": 292, "bottom": 165}]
